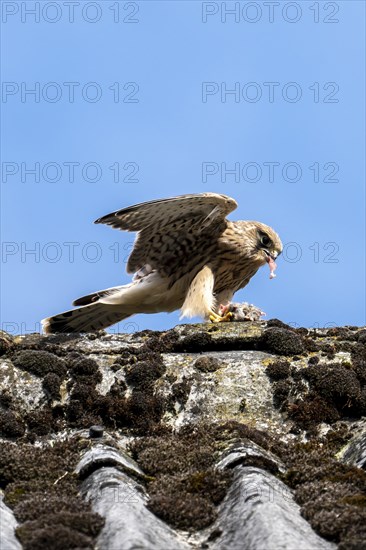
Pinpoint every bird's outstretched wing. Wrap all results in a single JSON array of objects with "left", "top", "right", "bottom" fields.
[
  {"left": 95, "top": 192, "right": 237, "bottom": 277},
  {"left": 94, "top": 193, "right": 237, "bottom": 232}
]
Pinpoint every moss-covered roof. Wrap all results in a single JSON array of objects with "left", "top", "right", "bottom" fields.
[{"left": 0, "top": 320, "right": 365, "bottom": 549}]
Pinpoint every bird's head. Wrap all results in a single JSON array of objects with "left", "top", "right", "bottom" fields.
[
  {"left": 254, "top": 222, "right": 282, "bottom": 263},
  {"left": 235, "top": 221, "right": 283, "bottom": 278}
]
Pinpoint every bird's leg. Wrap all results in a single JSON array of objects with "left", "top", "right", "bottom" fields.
[
  {"left": 181, "top": 266, "right": 217, "bottom": 320},
  {"left": 180, "top": 267, "right": 233, "bottom": 323}
]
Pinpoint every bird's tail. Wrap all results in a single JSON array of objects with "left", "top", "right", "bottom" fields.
[
  {"left": 42, "top": 302, "right": 132, "bottom": 334},
  {"left": 42, "top": 284, "right": 134, "bottom": 334},
  {"left": 42, "top": 273, "right": 168, "bottom": 334}
]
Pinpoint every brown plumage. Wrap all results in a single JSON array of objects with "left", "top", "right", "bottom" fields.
[{"left": 42, "top": 193, "right": 282, "bottom": 333}]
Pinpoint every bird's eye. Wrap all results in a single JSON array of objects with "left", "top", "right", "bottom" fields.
[{"left": 260, "top": 234, "right": 272, "bottom": 247}]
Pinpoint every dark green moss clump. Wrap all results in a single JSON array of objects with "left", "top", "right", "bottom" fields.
[
  {"left": 357, "top": 330, "right": 366, "bottom": 344},
  {"left": 0, "top": 410, "right": 25, "bottom": 438},
  {"left": 351, "top": 343, "right": 366, "bottom": 385},
  {"left": 63, "top": 351, "right": 167, "bottom": 435},
  {"left": 139, "top": 331, "right": 181, "bottom": 353},
  {"left": 124, "top": 391, "right": 166, "bottom": 434},
  {"left": 266, "top": 352, "right": 366, "bottom": 430},
  {"left": 179, "top": 331, "right": 214, "bottom": 352},
  {"left": 132, "top": 428, "right": 215, "bottom": 476},
  {"left": 261, "top": 328, "right": 305, "bottom": 356},
  {"left": 265, "top": 360, "right": 291, "bottom": 380},
  {"left": 170, "top": 378, "right": 192, "bottom": 408},
  {"left": 69, "top": 356, "right": 103, "bottom": 386},
  {"left": 305, "top": 363, "right": 361, "bottom": 409},
  {"left": 279, "top": 434, "right": 366, "bottom": 548},
  {"left": 131, "top": 424, "right": 232, "bottom": 530},
  {"left": 272, "top": 379, "right": 292, "bottom": 410},
  {"left": 12, "top": 350, "right": 67, "bottom": 378},
  {"left": 194, "top": 356, "right": 222, "bottom": 372},
  {"left": 25, "top": 409, "right": 54, "bottom": 436},
  {"left": 2, "top": 344, "right": 169, "bottom": 438},
  {"left": 0, "top": 332, "right": 13, "bottom": 356},
  {"left": 0, "top": 390, "right": 13, "bottom": 408},
  {"left": 42, "top": 373, "right": 62, "bottom": 400},
  {"left": 288, "top": 395, "right": 340, "bottom": 428},
  {"left": 125, "top": 357, "right": 165, "bottom": 389},
  {"left": 0, "top": 439, "right": 104, "bottom": 548},
  {"left": 147, "top": 470, "right": 228, "bottom": 530},
  {"left": 289, "top": 362, "right": 365, "bottom": 430},
  {"left": 17, "top": 524, "right": 96, "bottom": 550},
  {"left": 266, "top": 319, "right": 294, "bottom": 331}
]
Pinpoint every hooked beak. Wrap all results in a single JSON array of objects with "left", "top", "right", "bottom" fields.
[{"left": 264, "top": 249, "right": 278, "bottom": 262}]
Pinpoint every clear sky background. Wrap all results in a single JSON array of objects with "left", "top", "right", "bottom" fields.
[{"left": 1, "top": 0, "right": 365, "bottom": 335}]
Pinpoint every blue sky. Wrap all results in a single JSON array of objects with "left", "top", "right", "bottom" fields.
[{"left": 1, "top": 0, "right": 365, "bottom": 335}]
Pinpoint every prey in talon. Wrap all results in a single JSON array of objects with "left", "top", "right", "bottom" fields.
[
  {"left": 42, "top": 193, "right": 282, "bottom": 334},
  {"left": 218, "top": 303, "right": 266, "bottom": 322}
]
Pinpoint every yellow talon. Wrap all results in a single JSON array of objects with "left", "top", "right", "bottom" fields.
[
  {"left": 209, "top": 311, "right": 233, "bottom": 323},
  {"left": 209, "top": 313, "right": 221, "bottom": 323}
]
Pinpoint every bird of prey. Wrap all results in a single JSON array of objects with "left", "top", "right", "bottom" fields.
[{"left": 42, "top": 193, "right": 282, "bottom": 333}]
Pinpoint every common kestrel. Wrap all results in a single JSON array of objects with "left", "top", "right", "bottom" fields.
[{"left": 42, "top": 193, "right": 282, "bottom": 333}]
